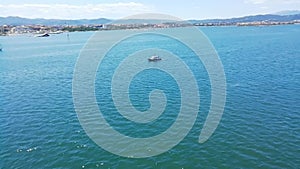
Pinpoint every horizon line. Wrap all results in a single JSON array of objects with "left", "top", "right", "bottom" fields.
[{"left": 1, "top": 11, "right": 300, "bottom": 21}]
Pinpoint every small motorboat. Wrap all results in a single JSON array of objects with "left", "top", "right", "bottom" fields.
[
  {"left": 148, "top": 55, "right": 162, "bottom": 62},
  {"left": 36, "top": 33, "right": 50, "bottom": 37}
]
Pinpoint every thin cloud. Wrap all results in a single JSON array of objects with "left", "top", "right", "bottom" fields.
[
  {"left": 281, "top": 0, "right": 300, "bottom": 4},
  {"left": 0, "top": 2, "right": 154, "bottom": 19},
  {"left": 245, "top": 0, "right": 300, "bottom": 4},
  {"left": 244, "top": 0, "right": 268, "bottom": 4}
]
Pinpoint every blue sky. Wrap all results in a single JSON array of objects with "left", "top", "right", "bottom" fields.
[{"left": 0, "top": 0, "right": 299, "bottom": 19}]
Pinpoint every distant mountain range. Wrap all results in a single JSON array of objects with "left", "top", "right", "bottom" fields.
[
  {"left": 189, "top": 13, "right": 300, "bottom": 24},
  {"left": 0, "top": 16, "right": 111, "bottom": 26},
  {"left": 1, "top": 12, "right": 300, "bottom": 26}
]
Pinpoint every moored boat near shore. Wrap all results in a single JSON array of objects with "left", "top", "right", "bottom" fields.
[{"left": 36, "top": 33, "right": 50, "bottom": 37}]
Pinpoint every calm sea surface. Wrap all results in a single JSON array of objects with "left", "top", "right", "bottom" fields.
[{"left": 1, "top": 25, "right": 299, "bottom": 168}]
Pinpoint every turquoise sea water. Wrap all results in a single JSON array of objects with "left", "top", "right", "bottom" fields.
[{"left": 1, "top": 25, "right": 299, "bottom": 168}]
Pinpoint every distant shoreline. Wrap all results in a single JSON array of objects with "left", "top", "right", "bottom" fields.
[
  {"left": 1, "top": 21, "right": 299, "bottom": 36},
  {"left": 1, "top": 13, "right": 300, "bottom": 35}
]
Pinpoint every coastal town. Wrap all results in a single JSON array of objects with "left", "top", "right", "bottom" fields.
[{"left": 1, "top": 20, "right": 300, "bottom": 36}]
